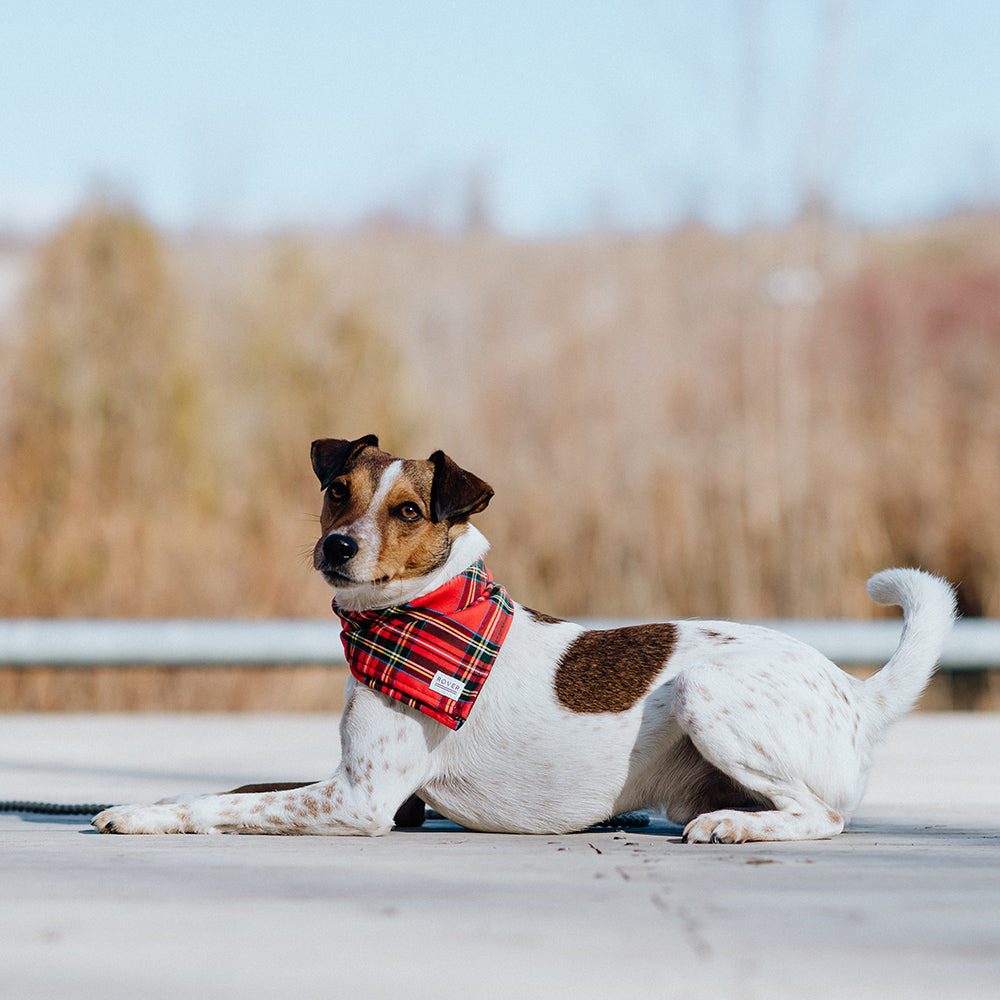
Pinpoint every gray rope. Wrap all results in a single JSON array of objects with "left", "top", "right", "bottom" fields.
[{"left": 0, "top": 801, "right": 115, "bottom": 816}]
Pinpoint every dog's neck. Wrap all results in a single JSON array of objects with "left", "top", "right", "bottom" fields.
[{"left": 331, "top": 525, "right": 491, "bottom": 612}]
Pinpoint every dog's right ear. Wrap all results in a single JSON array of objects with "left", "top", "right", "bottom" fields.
[
  {"left": 310, "top": 435, "right": 379, "bottom": 490},
  {"left": 429, "top": 450, "right": 494, "bottom": 522}
]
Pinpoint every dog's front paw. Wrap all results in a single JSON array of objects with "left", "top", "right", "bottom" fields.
[{"left": 92, "top": 802, "right": 204, "bottom": 835}]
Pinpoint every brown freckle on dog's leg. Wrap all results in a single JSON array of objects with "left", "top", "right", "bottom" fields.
[{"left": 554, "top": 623, "right": 677, "bottom": 713}]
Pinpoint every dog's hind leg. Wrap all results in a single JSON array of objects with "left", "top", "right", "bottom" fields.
[{"left": 669, "top": 662, "right": 857, "bottom": 843}]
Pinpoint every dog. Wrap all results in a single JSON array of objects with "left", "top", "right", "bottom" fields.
[{"left": 93, "top": 435, "right": 956, "bottom": 842}]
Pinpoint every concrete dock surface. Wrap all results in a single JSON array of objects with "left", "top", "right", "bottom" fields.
[{"left": 2, "top": 711, "right": 999, "bottom": 999}]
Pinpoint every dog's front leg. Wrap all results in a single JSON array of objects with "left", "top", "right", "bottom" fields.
[
  {"left": 92, "top": 765, "right": 414, "bottom": 835},
  {"left": 93, "top": 690, "right": 434, "bottom": 835}
]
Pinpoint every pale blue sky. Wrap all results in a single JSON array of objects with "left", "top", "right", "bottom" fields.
[{"left": 2, "top": 0, "right": 999, "bottom": 236}]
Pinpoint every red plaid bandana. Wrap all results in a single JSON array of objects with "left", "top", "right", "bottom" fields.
[{"left": 333, "top": 561, "right": 514, "bottom": 729}]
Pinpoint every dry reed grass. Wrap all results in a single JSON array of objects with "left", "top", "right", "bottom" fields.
[{"left": 1, "top": 204, "right": 999, "bottom": 708}]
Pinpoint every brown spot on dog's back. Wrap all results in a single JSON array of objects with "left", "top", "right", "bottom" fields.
[{"left": 555, "top": 624, "right": 677, "bottom": 713}]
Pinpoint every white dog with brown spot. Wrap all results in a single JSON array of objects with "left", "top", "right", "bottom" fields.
[{"left": 93, "top": 435, "right": 956, "bottom": 843}]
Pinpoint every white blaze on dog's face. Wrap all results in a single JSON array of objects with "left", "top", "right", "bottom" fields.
[{"left": 311, "top": 436, "right": 493, "bottom": 609}]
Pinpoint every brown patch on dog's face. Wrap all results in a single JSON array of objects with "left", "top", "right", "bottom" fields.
[
  {"left": 554, "top": 624, "right": 678, "bottom": 713},
  {"left": 371, "top": 458, "right": 458, "bottom": 581}
]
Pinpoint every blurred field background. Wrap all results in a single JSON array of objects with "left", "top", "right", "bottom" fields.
[{"left": 2, "top": 203, "right": 999, "bottom": 708}]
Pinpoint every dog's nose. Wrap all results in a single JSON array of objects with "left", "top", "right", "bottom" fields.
[{"left": 321, "top": 534, "right": 358, "bottom": 566}]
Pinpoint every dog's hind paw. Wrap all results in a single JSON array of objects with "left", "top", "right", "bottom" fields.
[
  {"left": 683, "top": 804, "right": 844, "bottom": 843},
  {"left": 683, "top": 810, "right": 761, "bottom": 844}
]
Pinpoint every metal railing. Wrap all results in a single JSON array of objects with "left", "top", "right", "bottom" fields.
[{"left": 0, "top": 617, "right": 997, "bottom": 669}]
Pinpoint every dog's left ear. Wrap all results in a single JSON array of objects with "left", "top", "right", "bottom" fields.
[
  {"left": 311, "top": 434, "right": 380, "bottom": 491},
  {"left": 429, "top": 450, "right": 493, "bottom": 523}
]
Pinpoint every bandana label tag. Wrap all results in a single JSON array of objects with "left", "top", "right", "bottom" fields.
[{"left": 429, "top": 671, "right": 466, "bottom": 700}]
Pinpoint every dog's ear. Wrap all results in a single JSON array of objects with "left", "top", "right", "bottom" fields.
[
  {"left": 311, "top": 435, "right": 379, "bottom": 490},
  {"left": 429, "top": 450, "right": 493, "bottom": 523}
]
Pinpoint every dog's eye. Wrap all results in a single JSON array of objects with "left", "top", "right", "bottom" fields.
[
  {"left": 395, "top": 502, "right": 422, "bottom": 522},
  {"left": 328, "top": 480, "right": 349, "bottom": 501}
]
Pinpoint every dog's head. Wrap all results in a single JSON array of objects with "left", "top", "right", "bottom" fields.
[{"left": 310, "top": 435, "right": 493, "bottom": 609}]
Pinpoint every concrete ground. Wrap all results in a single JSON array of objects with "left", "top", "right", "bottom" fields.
[{"left": 2, "top": 711, "right": 999, "bottom": 999}]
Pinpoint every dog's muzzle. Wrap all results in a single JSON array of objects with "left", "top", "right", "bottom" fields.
[{"left": 321, "top": 534, "right": 358, "bottom": 568}]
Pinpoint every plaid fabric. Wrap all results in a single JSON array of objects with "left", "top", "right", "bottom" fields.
[{"left": 333, "top": 561, "right": 514, "bottom": 729}]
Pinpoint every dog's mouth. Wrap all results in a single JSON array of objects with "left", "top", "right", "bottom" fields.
[
  {"left": 319, "top": 567, "right": 352, "bottom": 586},
  {"left": 319, "top": 566, "right": 392, "bottom": 589}
]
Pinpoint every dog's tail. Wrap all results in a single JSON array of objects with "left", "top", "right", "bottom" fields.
[{"left": 862, "top": 568, "right": 957, "bottom": 730}]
